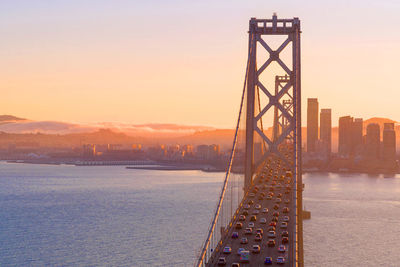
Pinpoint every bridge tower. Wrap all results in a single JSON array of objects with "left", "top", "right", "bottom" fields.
[{"left": 243, "top": 14, "right": 303, "bottom": 266}]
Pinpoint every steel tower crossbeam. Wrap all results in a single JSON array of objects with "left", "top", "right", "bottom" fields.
[{"left": 244, "top": 14, "right": 303, "bottom": 266}]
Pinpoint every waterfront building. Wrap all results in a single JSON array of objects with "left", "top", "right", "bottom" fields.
[
  {"left": 196, "top": 144, "right": 220, "bottom": 160},
  {"left": 338, "top": 116, "right": 353, "bottom": 156},
  {"left": 82, "top": 144, "right": 96, "bottom": 158},
  {"left": 320, "top": 109, "right": 331, "bottom": 157},
  {"left": 352, "top": 118, "right": 363, "bottom": 155},
  {"left": 365, "top": 123, "right": 380, "bottom": 159},
  {"left": 307, "top": 98, "right": 319, "bottom": 152},
  {"left": 382, "top": 123, "right": 396, "bottom": 160}
]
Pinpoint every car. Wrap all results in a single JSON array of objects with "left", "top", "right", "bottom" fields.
[
  {"left": 266, "top": 195, "right": 273, "bottom": 200},
  {"left": 283, "top": 216, "right": 289, "bottom": 222},
  {"left": 239, "top": 215, "right": 246, "bottom": 221},
  {"left": 240, "top": 237, "right": 248, "bottom": 244},
  {"left": 260, "top": 218, "right": 267, "bottom": 224},
  {"left": 255, "top": 204, "right": 261, "bottom": 210},
  {"left": 277, "top": 193, "right": 282, "bottom": 198},
  {"left": 250, "top": 215, "right": 257, "bottom": 221},
  {"left": 232, "top": 232, "right": 239, "bottom": 238},
  {"left": 273, "top": 211, "right": 280, "bottom": 217},
  {"left": 267, "top": 231, "right": 276, "bottom": 238},
  {"left": 248, "top": 200, "right": 254, "bottom": 205},
  {"left": 237, "top": 247, "right": 246, "bottom": 255},
  {"left": 282, "top": 231, "right": 289, "bottom": 237},
  {"left": 223, "top": 246, "right": 232, "bottom": 254},
  {"left": 269, "top": 222, "right": 277, "bottom": 227},
  {"left": 240, "top": 251, "right": 250, "bottom": 263},
  {"left": 274, "top": 204, "right": 279, "bottom": 210},
  {"left": 280, "top": 222, "right": 288, "bottom": 229},
  {"left": 253, "top": 210, "right": 260, "bottom": 215},
  {"left": 276, "top": 256, "right": 285, "bottom": 264},
  {"left": 255, "top": 233, "right": 262, "bottom": 241},
  {"left": 252, "top": 245, "right": 261, "bottom": 253},
  {"left": 282, "top": 237, "right": 289, "bottom": 243},
  {"left": 283, "top": 207, "right": 289, "bottom": 213},
  {"left": 284, "top": 199, "right": 290, "bottom": 204},
  {"left": 275, "top": 198, "right": 282, "bottom": 203},
  {"left": 248, "top": 222, "right": 255, "bottom": 228},
  {"left": 278, "top": 245, "right": 286, "bottom": 253},
  {"left": 268, "top": 226, "right": 276, "bottom": 232},
  {"left": 235, "top": 222, "right": 243, "bottom": 229},
  {"left": 267, "top": 239, "right": 276, "bottom": 247},
  {"left": 268, "top": 192, "right": 274, "bottom": 197},
  {"left": 244, "top": 228, "right": 253, "bottom": 235},
  {"left": 256, "top": 228, "right": 263, "bottom": 235},
  {"left": 231, "top": 263, "right": 240, "bottom": 267},
  {"left": 272, "top": 216, "right": 278, "bottom": 222},
  {"left": 262, "top": 208, "right": 268, "bottom": 213},
  {"left": 218, "top": 257, "right": 227, "bottom": 265},
  {"left": 244, "top": 204, "right": 250, "bottom": 209},
  {"left": 242, "top": 210, "right": 249, "bottom": 216},
  {"left": 264, "top": 257, "right": 273, "bottom": 265},
  {"left": 262, "top": 184, "right": 267, "bottom": 189}
]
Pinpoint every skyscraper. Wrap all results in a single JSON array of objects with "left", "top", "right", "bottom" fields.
[
  {"left": 320, "top": 109, "right": 331, "bottom": 156},
  {"left": 338, "top": 116, "right": 353, "bottom": 156},
  {"left": 352, "top": 118, "right": 363, "bottom": 155},
  {"left": 383, "top": 123, "right": 396, "bottom": 160},
  {"left": 366, "top": 123, "right": 380, "bottom": 159},
  {"left": 307, "top": 98, "right": 318, "bottom": 152}
]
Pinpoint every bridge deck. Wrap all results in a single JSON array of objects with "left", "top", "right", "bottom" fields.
[{"left": 206, "top": 159, "right": 295, "bottom": 266}]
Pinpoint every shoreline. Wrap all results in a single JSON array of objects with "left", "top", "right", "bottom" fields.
[
  {"left": 2, "top": 160, "right": 225, "bottom": 173},
  {"left": 2, "top": 160, "right": 398, "bottom": 176},
  {"left": 126, "top": 165, "right": 225, "bottom": 172}
]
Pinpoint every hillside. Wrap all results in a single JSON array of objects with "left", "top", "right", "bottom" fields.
[
  {"left": 363, "top": 117, "right": 397, "bottom": 129},
  {"left": 0, "top": 115, "right": 26, "bottom": 123}
]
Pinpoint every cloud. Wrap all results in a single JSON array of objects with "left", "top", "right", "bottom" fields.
[
  {"left": 0, "top": 120, "right": 215, "bottom": 137},
  {"left": 0, "top": 121, "right": 96, "bottom": 134}
]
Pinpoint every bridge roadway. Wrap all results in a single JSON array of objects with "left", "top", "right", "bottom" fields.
[{"left": 207, "top": 159, "right": 295, "bottom": 266}]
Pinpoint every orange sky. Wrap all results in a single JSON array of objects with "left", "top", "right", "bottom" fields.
[{"left": 1, "top": 1, "right": 400, "bottom": 128}]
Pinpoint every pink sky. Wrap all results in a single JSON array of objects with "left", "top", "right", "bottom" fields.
[{"left": 1, "top": 1, "right": 400, "bottom": 128}]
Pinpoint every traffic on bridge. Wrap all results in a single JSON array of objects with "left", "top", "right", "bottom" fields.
[{"left": 207, "top": 157, "right": 295, "bottom": 266}]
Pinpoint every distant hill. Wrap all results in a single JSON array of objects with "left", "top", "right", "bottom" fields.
[
  {"left": 363, "top": 117, "right": 397, "bottom": 129},
  {"left": 0, "top": 115, "right": 26, "bottom": 122}
]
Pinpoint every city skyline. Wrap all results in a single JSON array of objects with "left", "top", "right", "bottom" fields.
[
  {"left": 1, "top": 1, "right": 400, "bottom": 128},
  {"left": 2, "top": 3, "right": 400, "bottom": 266}
]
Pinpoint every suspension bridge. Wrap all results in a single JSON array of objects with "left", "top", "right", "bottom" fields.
[{"left": 196, "top": 14, "right": 303, "bottom": 266}]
